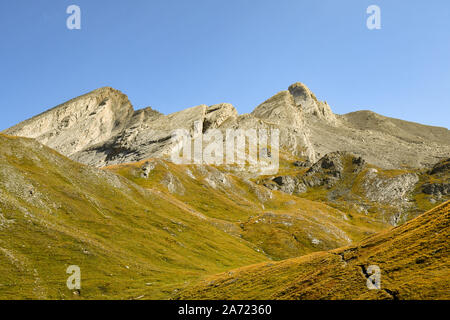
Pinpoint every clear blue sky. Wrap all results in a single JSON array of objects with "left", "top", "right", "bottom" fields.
[{"left": 1, "top": 0, "right": 449, "bottom": 130}]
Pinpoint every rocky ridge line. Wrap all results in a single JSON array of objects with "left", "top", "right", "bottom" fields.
[{"left": 4, "top": 83, "right": 450, "bottom": 169}]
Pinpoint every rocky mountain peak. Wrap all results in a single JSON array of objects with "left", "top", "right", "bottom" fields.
[
  {"left": 287, "top": 82, "right": 337, "bottom": 124},
  {"left": 4, "top": 87, "right": 241, "bottom": 167},
  {"left": 251, "top": 90, "right": 302, "bottom": 127},
  {"left": 203, "top": 103, "right": 238, "bottom": 132},
  {"left": 288, "top": 82, "right": 312, "bottom": 104},
  {"left": 3, "top": 83, "right": 450, "bottom": 169},
  {"left": 4, "top": 87, "right": 134, "bottom": 157}
]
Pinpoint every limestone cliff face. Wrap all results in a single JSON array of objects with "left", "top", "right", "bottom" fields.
[
  {"left": 288, "top": 82, "right": 337, "bottom": 125},
  {"left": 72, "top": 103, "right": 238, "bottom": 166},
  {"left": 4, "top": 82, "right": 450, "bottom": 169},
  {"left": 3, "top": 84, "right": 319, "bottom": 167},
  {"left": 250, "top": 90, "right": 315, "bottom": 161},
  {"left": 4, "top": 87, "right": 134, "bottom": 157},
  {"left": 251, "top": 91, "right": 302, "bottom": 127},
  {"left": 203, "top": 103, "right": 238, "bottom": 131},
  {"left": 3, "top": 88, "right": 240, "bottom": 167}
]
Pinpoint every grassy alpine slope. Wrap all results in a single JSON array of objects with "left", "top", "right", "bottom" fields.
[
  {"left": 106, "top": 159, "right": 386, "bottom": 260},
  {"left": 1, "top": 84, "right": 448, "bottom": 300},
  {"left": 0, "top": 134, "right": 384, "bottom": 299},
  {"left": 175, "top": 201, "right": 450, "bottom": 300},
  {"left": 0, "top": 134, "right": 267, "bottom": 299}
]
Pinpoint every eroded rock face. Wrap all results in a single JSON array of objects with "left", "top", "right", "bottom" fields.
[
  {"left": 203, "top": 103, "right": 238, "bottom": 132},
  {"left": 307, "top": 152, "right": 345, "bottom": 177},
  {"left": 272, "top": 176, "right": 299, "bottom": 195},
  {"left": 268, "top": 152, "right": 365, "bottom": 195},
  {"left": 72, "top": 104, "right": 206, "bottom": 166},
  {"left": 261, "top": 151, "right": 428, "bottom": 226},
  {"left": 423, "top": 158, "right": 450, "bottom": 198},
  {"left": 162, "top": 172, "right": 185, "bottom": 195},
  {"left": 302, "top": 151, "right": 365, "bottom": 188},
  {"left": 5, "top": 90, "right": 243, "bottom": 167},
  {"left": 362, "top": 170, "right": 419, "bottom": 204},
  {"left": 252, "top": 91, "right": 303, "bottom": 127},
  {"left": 429, "top": 158, "right": 450, "bottom": 175},
  {"left": 288, "top": 82, "right": 337, "bottom": 125},
  {"left": 249, "top": 90, "right": 316, "bottom": 161},
  {"left": 4, "top": 82, "right": 450, "bottom": 170},
  {"left": 309, "top": 110, "right": 450, "bottom": 169},
  {"left": 4, "top": 87, "right": 134, "bottom": 157},
  {"left": 422, "top": 183, "right": 450, "bottom": 197}
]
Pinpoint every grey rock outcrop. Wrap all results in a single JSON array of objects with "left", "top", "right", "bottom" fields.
[
  {"left": 423, "top": 158, "right": 450, "bottom": 197},
  {"left": 306, "top": 152, "right": 346, "bottom": 177},
  {"left": 429, "top": 158, "right": 450, "bottom": 175},
  {"left": 361, "top": 169, "right": 420, "bottom": 225},
  {"left": 161, "top": 172, "right": 185, "bottom": 195},
  {"left": 269, "top": 152, "right": 364, "bottom": 195},
  {"left": 272, "top": 176, "right": 299, "bottom": 195},
  {"left": 293, "top": 160, "right": 312, "bottom": 168},
  {"left": 361, "top": 170, "right": 419, "bottom": 204},
  {"left": 4, "top": 82, "right": 450, "bottom": 170},
  {"left": 308, "top": 110, "right": 450, "bottom": 169},
  {"left": 302, "top": 151, "right": 365, "bottom": 188},
  {"left": 422, "top": 183, "right": 450, "bottom": 197},
  {"left": 4, "top": 87, "right": 134, "bottom": 157},
  {"left": 288, "top": 82, "right": 337, "bottom": 125},
  {"left": 249, "top": 90, "right": 315, "bottom": 161},
  {"left": 242, "top": 179, "right": 273, "bottom": 203}
]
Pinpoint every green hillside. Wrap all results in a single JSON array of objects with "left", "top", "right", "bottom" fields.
[
  {"left": 0, "top": 134, "right": 381, "bottom": 299},
  {"left": 175, "top": 201, "right": 450, "bottom": 300},
  {"left": 0, "top": 134, "right": 267, "bottom": 299},
  {"left": 1, "top": 133, "right": 447, "bottom": 300}
]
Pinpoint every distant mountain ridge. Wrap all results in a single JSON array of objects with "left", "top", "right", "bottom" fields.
[{"left": 4, "top": 82, "right": 450, "bottom": 169}]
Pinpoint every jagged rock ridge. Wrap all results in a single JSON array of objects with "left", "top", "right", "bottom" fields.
[{"left": 4, "top": 83, "right": 450, "bottom": 169}]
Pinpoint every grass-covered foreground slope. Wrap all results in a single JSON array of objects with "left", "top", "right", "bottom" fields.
[
  {"left": 0, "top": 134, "right": 382, "bottom": 299},
  {"left": 0, "top": 134, "right": 268, "bottom": 299},
  {"left": 106, "top": 159, "right": 386, "bottom": 260},
  {"left": 175, "top": 201, "right": 449, "bottom": 300},
  {"left": 1, "top": 133, "right": 445, "bottom": 300}
]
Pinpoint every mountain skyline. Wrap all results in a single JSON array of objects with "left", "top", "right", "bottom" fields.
[
  {"left": 1, "top": 1, "right": 450, "bottom": 131},
  {"left": 5, "top": 82, "right": 449, "bottom": 171}
]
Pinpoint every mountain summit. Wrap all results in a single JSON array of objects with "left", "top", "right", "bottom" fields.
[{"left": 4, "top": 83, "right": 450, "bottom": 168}]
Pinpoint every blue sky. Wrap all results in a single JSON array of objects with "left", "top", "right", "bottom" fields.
[{"left": 0, "top": 0, "right": 449, "bottom": 130}]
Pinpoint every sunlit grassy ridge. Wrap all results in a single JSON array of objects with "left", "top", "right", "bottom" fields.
[
  {"left": 175, "top": 201, "right": 450, "bottom": 300},
  {"left": 0, "top": 134, "right": 381, "bottom": 299},
  {"left": 1, "top": 134, "right": 445, "bottom": 300},
  {"left": 0, "top": 134, "right": 267, "bottom": 299},
  {"left": 107, "top": 159, "right": 385, "bottom": 261}
]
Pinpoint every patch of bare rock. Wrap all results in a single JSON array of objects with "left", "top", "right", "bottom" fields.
[{"left": 4, "top": 82, "right": 449, "bottom": 171}]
